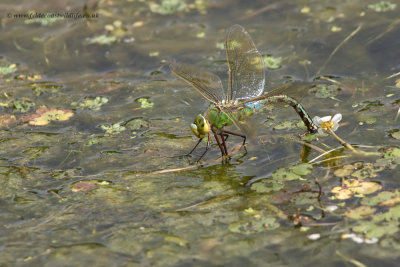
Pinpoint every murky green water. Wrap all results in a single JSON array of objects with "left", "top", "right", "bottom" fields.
[{"left": 0, "top": 0, "right": 399, "bottom": 266}]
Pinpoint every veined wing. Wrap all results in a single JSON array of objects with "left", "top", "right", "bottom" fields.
[
  {"left": 240, "top": 83, "right": 291, "bottom": 105},
  {"left": 226, "top": 24, "right": 265, "bottom": 102},
  {"left": 170, "top": 61, "right": 256, "bottom": 140},
  {"left": 170, "top": 62, "right": 225, "bottom": 104},
  {"left": 239, "top": 82, "right": 313, "bottom": 106},
  {"left": 216, "top": 104, "right": 258, "bottom": 141},
  {"left": 230, "top": 82, "right": 316, "bottom": 138}
]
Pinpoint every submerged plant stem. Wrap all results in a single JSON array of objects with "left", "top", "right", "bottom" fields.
[
  {"left": 328, "top": 128, "right": 357, "bottom": 152},
  {"left": 316, "top": 24, "right": 363, "bottom": 76},
  {"left": 327, "top": 128, "right": 380, "bottom": 157}
]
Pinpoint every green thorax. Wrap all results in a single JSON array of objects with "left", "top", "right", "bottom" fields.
[{"left": 205, "top": 104, "right": 255, "bottom": 129}]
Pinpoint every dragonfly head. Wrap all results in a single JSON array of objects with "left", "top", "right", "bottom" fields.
[{"left": 190, "top": 114, "right": 210, "bottom": 138}]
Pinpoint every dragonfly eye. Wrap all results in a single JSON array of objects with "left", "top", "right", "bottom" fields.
[
  {"left": 191, "top": 114, "right": 210, "bottom": 138},
  {"left": 190, "top": 123, "right": 199, "bottom": 137}
]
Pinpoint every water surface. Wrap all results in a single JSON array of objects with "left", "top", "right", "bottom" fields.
[{"left": 0, "top": 0, "right": 399, "bottom": 266}]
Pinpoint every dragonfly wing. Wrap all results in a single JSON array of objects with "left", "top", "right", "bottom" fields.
[
  {"left": 237, "top": 82, "right": 318, "bottom": 134},
  {"left": 216, "top": 104, "right": 258, "bottom": 141},
  {"left": 170, "top": 62, "right": 225, "bottom": 104},
  {"left": 241, "top": 82, "right": 313, "bottom": 106},
  {"left": 226, "top": 24, "right": 265, "bottom": 101},
  {"left": 234, "top": 115, "right": 258, "bottom": 141}
]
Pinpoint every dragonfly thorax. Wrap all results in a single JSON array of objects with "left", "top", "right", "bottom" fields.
[{"left": 190, "top": 114, "right": 210, "bottom": 138}]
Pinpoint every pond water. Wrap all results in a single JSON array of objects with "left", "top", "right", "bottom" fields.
[{"left": 0, "top": 0, "right": 399, "bottom": 266}]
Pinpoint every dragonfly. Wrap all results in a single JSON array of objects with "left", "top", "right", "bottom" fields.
[{"left": 170, "top": 24, "right": 318, "bottom": 161}]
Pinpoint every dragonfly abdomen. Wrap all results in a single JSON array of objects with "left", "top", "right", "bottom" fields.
[{"left": 261, "top": 95, "right": 318, "bottom": 133}]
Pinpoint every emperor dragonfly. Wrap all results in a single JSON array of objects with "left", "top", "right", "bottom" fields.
[{"left": 171, "top": 24, "right": 318, "bottom": 161}]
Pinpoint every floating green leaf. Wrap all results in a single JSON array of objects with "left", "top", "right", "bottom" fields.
[
  {"left": 383, "top": 147, "right": 400, "bottom": 159},
  {"left": 32, "top": 84, "right": 60, "bottom": 96},
  {"left": 361, "top": 191, "right": 400, "bottom": 207},
  {"left": 360, "top": 116, "right": 376, "bottom": 125},
  {"left": 300, "top": 132, "right": 322, "bottom": 141},
  {"left": 309, "top": 84, "right": 340, "bottom": 98},
  {"left": 101, "top": 122, "right": 126, "bottom": 136},
  {"left": 372, "top": 205, "right": 400, "bottom": 222},
  {"left": 136, "top": 98, "right": 154, "bottom": 108},
  {"left": 345, "top": 206, "right": 376, "bottom": 219},
  {"left": 75, "top": 96, "right": 109, "bottom": 110},
  {"left": 356, "top": 181, "right": 383, "bottom": 194},
  {"left": 334, "top": 164, "right": 355, "bottom": 177},
  {"left": 351, "top": 166, "right": 379, "bottom": 179},
  {"left": 264, "top": 55, "right": 282, "bottom": 70},
  {"left": 272, "top": 168, "right": 302, "bottom": 181},
  {"left": 331, "top": 187, "right": 353, "bottom": 200},
  {"left": 368, "top": 1, "right": 396, "bottom": 12},
  {"left": 353, "top": 221, "right": 398, "bottom": 238},
  {"left": 331, "top": 179, "right": 382, "bottom": 200},
  {"left": 293, "top": 192, "right": 319, "bottom": 205},
  {"left": 86, "top": 35, "right": 116, "bottom": 45},
  {"left": 270, "top": 163, "right": 313, "bottom": 182},
  {"left": 0, "top": 64, "right": 17, "bottom": 75},
  {"left": 251, "top": 180, "right": 284, "bottom": 193},
  {"left": 374, "top": 158, "right": 395, "bottom": 169},
  {"left": 391, "top": 131, "right": 400, "bottom": 140},
  {"left": 291, "top": 163, "right": 312, "bottom": 176},
  {"left": 149, "top": 0, "right": 186, "bottom": 15},
  {"left": 374, "top": 151, "right": 400, "bottom": 170},
  {"left": 20, "top": 107, "right": 74, "bottom": 126},
  {"left": 127, "top": 118, "right": 150, "bottom": 130},
  {"left": 13, "top": 98, "right": 35, "bottom": 113},
  {"left": 86, "top": 136, "right": 103, "bottom": 147},
  {"left": 273, "top": 120, "right": 304, "bottom": 130},
  {"left": 229, "top": 217, "right": 279, "bottom": 234},
  {"left": 356, "top": 100, "right": 383, "bottom": 112}
]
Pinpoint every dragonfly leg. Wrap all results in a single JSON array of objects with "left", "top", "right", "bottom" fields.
[
  {"left": 213, "top": 132, "right": 227, "bottom": 156},
  {"left": 187, "top": 138, "right": 203, "bottom": 156},
  {"left": 224, "top": 134, "right": 229, "bottom": 141},
  {"left": 197, "top": 133, "right": 212, "bottom": 162},
  {"left": 221, "top": 129, "right": 247, "bottom": 146},
  {"left": 219, "top": 133, "right": 229, "bottom": 155}
]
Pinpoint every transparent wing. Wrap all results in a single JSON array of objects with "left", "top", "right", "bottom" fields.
[
  {"left": 240, "top": 82, "right": 312, "bottom": 106},
  {"left": 226, "top": 24, "right": 265, "bottom": 101},
  {"left": 217, "top": 104, "right": 258, "bottom": 141},
  {"left": 170, "top": 62, "right": 225, "bottom": 104},
  {"left": 231, "top": 82, "right": 317, "bottom": 138}
]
